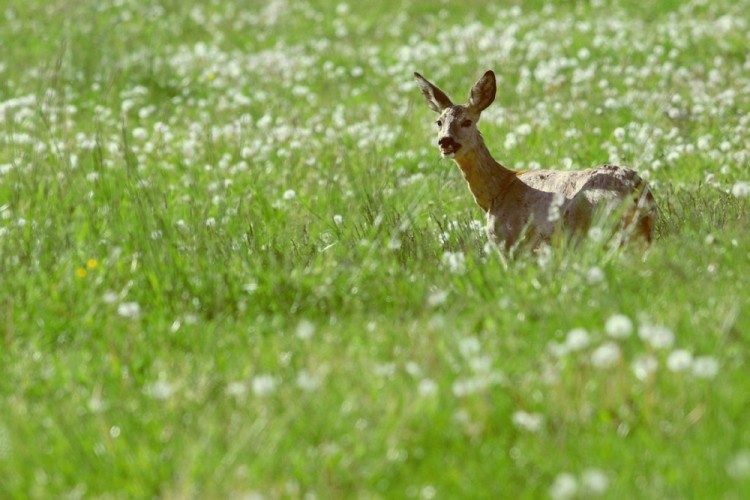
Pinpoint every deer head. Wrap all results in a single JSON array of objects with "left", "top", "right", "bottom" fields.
[{"left": 414, "top": 70, "right": 496, "bottom": 159}]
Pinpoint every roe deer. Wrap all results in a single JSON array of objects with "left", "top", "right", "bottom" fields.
[{"left": 414, "top": 70, "right": 656, "bottom": 250}]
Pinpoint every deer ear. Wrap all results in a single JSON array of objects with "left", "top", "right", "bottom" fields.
[
  {"left": 467, "top": 70, "right": 496, "bottom": 116},
  {"left": 414, "top": 72, "right": 453, "bottom": 113}
]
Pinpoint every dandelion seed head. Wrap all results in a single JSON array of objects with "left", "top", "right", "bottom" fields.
[
  {"left": 666, "top": 349, "right": 693, "bottom": 372},
  {"left": 549, "top": 473, "right": 578, "bottom": 500},
  {"left": 605, "top": 314, "right": 633, "bottom": 338},
  {"left": 632, "top": 355, "right": 658, "bottom": 381},
  {"left": 691, "top": 356, "right": 719, "bottom": 379},
  {"left": 512, "top": 410, "right": 544, "bottom": 433},
  {"left": 252, "top": 375, "right": 278, "bottom": 396},
  {"left": 727, "top": 450, "right": 750, "bottom": 479},
  {"left": 586, "top": 266, "right": 605, "bottom": 284},
  {"left": 565, "top": 328, "right": 590, "bottom": 351},
  {"left": 117, "top": 301, "right": 141, "bottom": 319},
  {"left": 145, "top": 378, "right": 173, "bottom": 400},
  {"left": 581, "top": 468, "right": 609, "bottom": 495},
  {"left": 296, "top": 319, "right": 315, "bottom": 340},
  {"left": 731, "top": 181, "right": 749, "bottom": 198},
  {"left": 590, "top": 342, "right": 621, "bottom": 369},
  {"left": 418, "top": 378, "right": 438, "bottom": 397},
  {"left": 639, "top": 324, "right": 674, "bottom": 350}
]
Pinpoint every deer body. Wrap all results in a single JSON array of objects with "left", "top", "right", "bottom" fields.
[{"left": 414, "top": 70, "right": 656, "bottom": 249}]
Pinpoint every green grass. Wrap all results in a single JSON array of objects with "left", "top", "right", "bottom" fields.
[{"left": 1, "top": 0, "right": 750, "bottom": 497}]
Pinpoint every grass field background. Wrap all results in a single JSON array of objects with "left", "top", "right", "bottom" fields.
[{"left": 1, "top": 0, "right": 749, "bottom": 497}]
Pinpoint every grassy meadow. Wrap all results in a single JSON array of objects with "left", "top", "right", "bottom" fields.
[{"left": 2, "top": 0, "right": 750, "bottom": 497}]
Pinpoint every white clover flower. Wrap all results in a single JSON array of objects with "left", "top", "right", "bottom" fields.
[
  {"left": 605, "top": 314, "right": 633, "bottom": 338},
  {"left": 565, "top": 328, "right": 590, "bottom": 351},
  {"left": 666, "top": 349, "right": 693, "bottom": 372},
  {"left": 632, "top": 355, "right": 658, "bottom": 381},
  {"left": 117, "top": 301, "right": 141, "bottom": 319},
  {"left": 549, "top": 472, "right": 578, "bottom": 500},
  {"left": 590, "top": 342, "right": 621, "bottom": 369},
  {"left": 282, "top": 189, "right": 296, "bottom": 200},
  {"left": 691, "top": 356, "right": 719, "bottom": 379},
  {"left": 512, "top": 410, "right": 544, "bottom": 433},
  {"left": 639, "top": 324, "right": 675, "bottom": 350},
  {"left": 333, "top": 214, "right": 343, "bottom": 225}
]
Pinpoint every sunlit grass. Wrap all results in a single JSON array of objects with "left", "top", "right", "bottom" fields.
[{"left": 1, "top": 0, "right": 749, "bottom": 497}]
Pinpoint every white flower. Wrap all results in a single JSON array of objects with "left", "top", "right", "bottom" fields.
[
  {"left": 605, "top": 314, "right": 633, "bottom": 338},
  {"left": 225, "top": 381, "right": 248, "bottom": 398},
  {"left": 283, "top": 189, "right": 296, "bottom": 200},
  {"left": 333, "top": 214, "right": 343, "bottom": 225},
  {"left": 666, "top": 349, "right": 693, "bottom": 372},
  {"left": 547, "top": 192, "right": 565, "bottom": 222},
  {"left": 549, "top": 473, "right": 578, "bottom": 500},
  {"left": 691, "top": 356, "right": 719, "bottom": 379},
  {"left": 731, "top": 182, "right": 749, "bottom": 198},
  {"left": 727, "top": 450, "right": 750, "bottom": 479},
  {"left": 145, "top": 378, "right": 173, "bottom": 400},
  {"left": 117, "top": 301, "right": 141, "bottom": 319},
  {"left": 512, "top": 410, "right": 544, "bottom": 433},
  {"left": 296, "top": 370, "right": 321, "bottom": 392},
  {"left": 252, "top": 375, "right": 278, "bottom": 396},
  {"left": 565, "top": 328, "right": 590, "bottom": 351},
  {"left": 587, "top": 266, "right": 605, "bottom": 284},
  {"left": 427, "top": 289, "right": 448, "bottom": 307},
  {"left": 418, "top": 378, "right": 438, "bottom": 397},
  {"left": 632, "top": 355, "right": 658, "bottom": 381},
  {"left": 588, "top": 226, "right": 604, "bottom": 242},
  {"left": 296, "top": 319, "right": 315, "bottom": 340},
  {"left": 581, "top": 468, "right": 609, "bottom": 495},
  {"left": 590, "top": 342, "right": 621, "bottom": 369},
  {"left": 442, "top": 251, "right": 466, "bottom": 274},
  {"left": 639, "top": 324, "right": 675, "bottom": 350},
  {"left": 458, "top": 336, "right": 481, "bottom": 357}
]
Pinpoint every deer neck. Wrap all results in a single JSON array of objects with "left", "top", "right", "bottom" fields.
[{"left": 453, "top": 140, "right": 517, "bottom": 212}]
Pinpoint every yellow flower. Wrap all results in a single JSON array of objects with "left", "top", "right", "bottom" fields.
[
  {"left": 76, "top": 267, "right": 87, "bottom": 279},
  {"left": 87, "top": 259, "right": 98, "bottom": 270}
]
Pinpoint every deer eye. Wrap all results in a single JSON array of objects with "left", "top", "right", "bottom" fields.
[
  {"left": 461, "top": 119, "right": 472, "bottom": 128},
  {"left": 436, "top": 120, "right": 443, "bottom": 127}
]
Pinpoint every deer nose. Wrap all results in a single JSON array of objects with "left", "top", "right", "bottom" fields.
[{"left": 439, "top": 136, "right": 458, "bottom": 148}]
